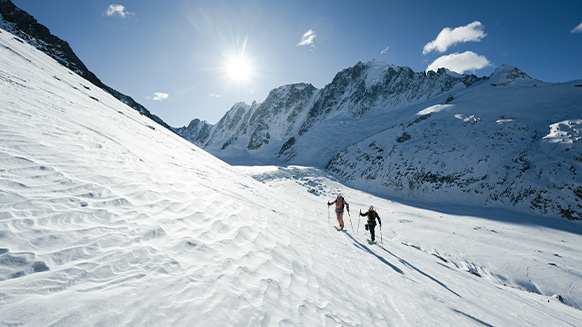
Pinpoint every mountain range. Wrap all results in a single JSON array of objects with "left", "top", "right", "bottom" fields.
[
  {"left": 2, "top": 19, "right": 581, "bottom": 324},
  {"left": 2, "top": 0, "right": 580, "bottom": 221},
  {"left": 177, "top": 60, "right": 582, "bottom": 221},
  {"left": 2, "top": 3, "right": 582, "bottom": 325}
]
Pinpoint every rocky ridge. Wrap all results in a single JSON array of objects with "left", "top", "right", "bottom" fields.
[
  {"left": 178, "top": 60, "right": 582, "bottom": 220},
  {"left": 0, "top": 0, "right": 171, "bottom": 130}
]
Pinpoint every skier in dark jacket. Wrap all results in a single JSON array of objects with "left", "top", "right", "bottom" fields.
[{"left": 360, "top": 205, "right": 382, "bottom": 243}]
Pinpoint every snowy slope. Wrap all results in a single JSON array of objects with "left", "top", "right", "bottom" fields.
[
  {"left": 2, "top": 27, "right": 582, "bottom": 326},
  {"left": 178, "top": 60, "right": 481, "bottom": 166},
  {"left": 0, "top": 0, "right": 172, "bottom": 130},
  {"left": 179, "top": 57, "right": 582, "bottom": 220},
  {"left": 327, "top": 65, "right": 582, "bottom": 220}
]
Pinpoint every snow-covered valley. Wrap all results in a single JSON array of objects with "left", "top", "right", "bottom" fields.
[
  {"left": 178, "top": 61, "right": 582, "bottom": 222},
  {"left": 1, "top": 26, "right": 582, "bottom": 326}
]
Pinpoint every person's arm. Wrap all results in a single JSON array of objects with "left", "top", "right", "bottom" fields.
[
  {"left": 328, "top": 199, "right": 337, "bottom": 206},
  {"left": 377, "top": 213, "right": 382, "bottom": 225},
  {"left": 359, "top": 210, "right": 368, "bottom": 217}
]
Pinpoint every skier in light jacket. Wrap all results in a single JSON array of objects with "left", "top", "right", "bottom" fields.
[{"left": 328, "top": 193, "right": 349, "bottom": 230}]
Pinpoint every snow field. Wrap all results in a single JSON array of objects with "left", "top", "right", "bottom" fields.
[{"left": 1, "top": 27, "right": 582, "bottom": 326}]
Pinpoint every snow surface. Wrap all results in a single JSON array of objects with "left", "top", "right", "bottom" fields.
[
  {"left": 364, "top": 59, "right": 393, "bottom": 89},
  {"left": 1, "top": 27, "right": 582, "bottom": 326},
  {"left": 324, "top": 68, "right": 582, "bottom": 220}
]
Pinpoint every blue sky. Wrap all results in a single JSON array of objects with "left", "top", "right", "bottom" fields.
[{"left": 11, "top": 0, "right": 582, "bottom": 126}]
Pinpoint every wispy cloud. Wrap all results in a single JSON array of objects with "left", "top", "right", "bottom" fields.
[
  {"left": 380, "top": 46, "right": 390, "bottom": 55},
  {"left": 297, "top": 29, "right": 316, "bottom": 47},
  {"left": 426, "top": 51, "right": 491, "bottom": 74},
  {"left": 423, "top": 21, "right": 486, "bottom": 55},
  {"left": 208, "top": 93, "right": 221, "bottom": 98},
  {"left": 151, "top": 92, "right": 169, "bottom": 101},
  {"left": 572, "top": 22, "right": 582, "bottom": 33},
  {"left": 106, "top": 4, "right": 135, "bottom": 18}
]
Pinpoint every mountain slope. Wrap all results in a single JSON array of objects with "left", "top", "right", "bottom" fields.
[
  {"left": 178, "top": 60, "right": 582, "bottom": 220},
  {"left": 327, "top": 65, "right": 582, "bottom": 220},
  {"left": 193, "top": 83, "right": 319, "bottom": 163},
  {"left": 179, "top": 60, "right": 483, "bottom": 165},
  {"left": 0, "top": 0, "right": 172, "bottom": 130},
  {"left": 1, "top": 25, "right": 582, "bottom": 326}
]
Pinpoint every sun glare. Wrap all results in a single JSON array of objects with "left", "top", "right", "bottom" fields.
[
  {"left": 225, "top": 55, "right": 253, "bottom": 84},
  {"left": 218, "top": 37, "right": 259, "bottom": 92}
]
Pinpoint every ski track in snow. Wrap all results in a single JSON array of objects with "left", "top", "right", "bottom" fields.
[{"left": 1, "top": 27, "right": 582, "bottom": 326}]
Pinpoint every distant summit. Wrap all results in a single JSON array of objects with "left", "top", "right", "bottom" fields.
[
  {"left": 178, "top": 59, "right": 582, "bottom": 220},
  {"left": 489, "top": 64, "right": 539, "bottom": 87},
  {"left": 178, "top": 60, "right": 486, "bottom": 166}
]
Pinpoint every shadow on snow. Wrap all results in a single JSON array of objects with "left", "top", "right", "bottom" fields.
[
  {"left": 343, "top": 231, "right": 403, "bottom": 274},
  {"left": 343, "top": 231, "right": 461, "bottom": 298},
  {"left": 377, "top": 243, "right": 462, "bottom": 298}
]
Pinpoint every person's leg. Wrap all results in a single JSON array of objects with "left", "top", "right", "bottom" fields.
[
  {"left": 337, "top": 210, "right": 345, "bottom": 229},
  {"left": 369, "top": 222, "right": 376, "bottom": 241}
]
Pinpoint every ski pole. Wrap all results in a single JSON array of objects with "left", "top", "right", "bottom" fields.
[
  {"left": 327, "top": 204, "right": 330, "bottom": 225},
  {"left": 357, "top": 210, "right": 361, "bottom": 234},
  {"left": 348, "top": 210, "right": 354, "bottom": 232}
]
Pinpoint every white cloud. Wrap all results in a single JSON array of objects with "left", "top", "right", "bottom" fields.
[
  {"left": 152, "top": 92, "right": 169, "bottom": 101},
  {"left": 572, "top": 22, "right": 582, "bottom": 33},
  {"left": 297, "top": 29, "right": 316, "bottom": 47},
  {"left": 426, "top": 51, "right": 491, "bottom": 74},
  {"left": 380, "top": 46, "right": 390, "bottom": 55},
  {"left": 423, "top": 21, "right": 486, "bottom": 55},
  {"left": 208, "top": 93, "right": 221, "bottom": 98},
  {"left": 106, "top": 4, "right": 134, "bottom": 18}
]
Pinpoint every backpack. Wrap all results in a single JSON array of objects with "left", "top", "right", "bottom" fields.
[{"left": 334, "top": 197, "right": 345, "bottom": 213}]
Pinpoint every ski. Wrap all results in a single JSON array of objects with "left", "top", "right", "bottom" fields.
[
  {"left": 334, "top": 226, "right": 345, "bottom": 231},
  {"left": 367, "top": 239, "right": 377, "bottom": 244}
]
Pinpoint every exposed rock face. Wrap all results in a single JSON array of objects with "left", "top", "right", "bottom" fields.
[
  {"left": 173, "top": 119, "right": 212, "bottom": 145},
  {"left": 298, "top": 61, "right": 482, "bottom": 135},
  {"left": 179, "top": 60, "right": 483, "bottom": 165},
  {"left": 325, "top": 68, "right": 582, "bottom": 220},
  {"left": 179, "top": 83, "right": 319, "bottom": 161},
  {"left": 179, "top": 60, "right": 582, "bottom": 220}
]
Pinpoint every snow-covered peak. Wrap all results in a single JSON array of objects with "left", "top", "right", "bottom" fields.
[
  {"left": 488, "top": 64, "right": 538, "bottom": 86},
  {"left": 265, "top": 82, "right": 316, "bottom": 99},
  {"left": 436, "top": 67, "right": 464, "bottom": 78},
  {"left": 363, "top": 59, "right": 395, "bottom": 88}
]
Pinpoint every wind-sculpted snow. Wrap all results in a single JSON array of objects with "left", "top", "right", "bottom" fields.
[{"left": 1, "top": 27, "right": 582, "bottom": 326}]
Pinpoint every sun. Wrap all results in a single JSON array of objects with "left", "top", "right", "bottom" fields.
[
  {"left": 217, "top": 37, "right": 259, "bottom": 91},
  {"left": 224, "top": 55, "right": 254, "bottom": 84}
]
